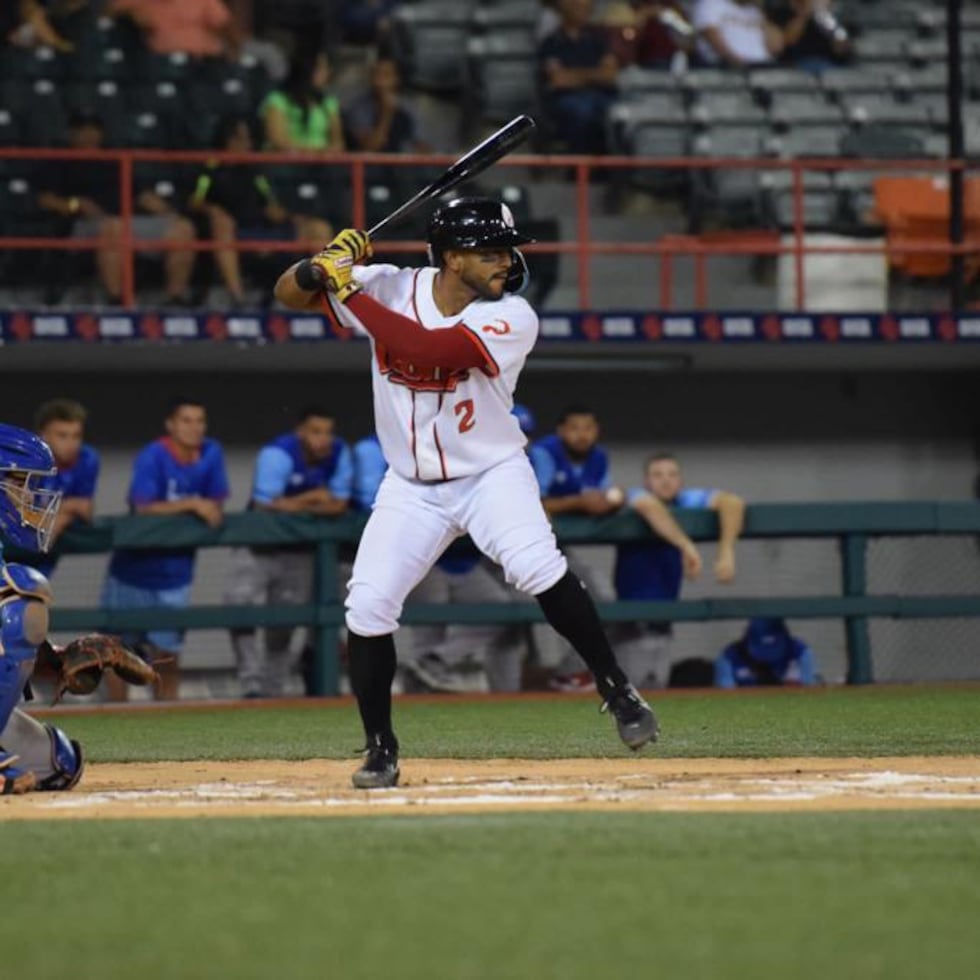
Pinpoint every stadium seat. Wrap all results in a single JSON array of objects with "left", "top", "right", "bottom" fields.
[
  {"left": 839, "top": 125, "right": 926, "bottom": 159},
  {"left": 471, "top": 2, "right": 537, "bottom": 48},
  {"left": 617, "top": 66, "right": 683, "bottom": 98},
  {"left": 891, "top": 66, "right": 949, "bottom": 98},
  {"left": 749, "top": 68, "right": 821, "bottom": 103},
  {"left": 769, "top": 124, "right": 850, "bottom": 159},
  {"left": 137, "top": 51, "right": 195, "bottom": 85},
  {"left": 689, "top": 89, "right": 765, "bottom": 126},
  {"left": 0, "top": 107, "right": 22, "bottom": 147},
  {"left": 21, "top": 79, "right": 68, "bottom": 146},
  {"left": 389, "top": 2, "right": 471, "bottom": 92},
  {"left": 856, "top": 28, "right": 915, "bottom": 64},
  {"left": 759, "top": 170, "right": 839, "bottom": 231},
  {"left": 121, "top": 111, "right": 171, "bottom": 150},
  {"left": 691, "top": 128, "right": 769, "bottom": 226},
  {"left": 843, "top": 94, "right": 932, "bottom": 129},
  {"left": 606, "top": 101, "right": 689, "bottom": 193},
  {"left": 768, "top": 92, "right": 845, "bottom": 128},
  {"left": 62, "top": 80, "right": 127, "bottom": 145},
  {"left": 0, "top": 45, "right": 66, "bottom": 82},
  {"left": 820, "top": 67, "right": 896, "bottom": 99},
  {"left": 65, "top": 44, "right": 132, "bottom": 82},
  {"left": 464, "top": 36, "right": 538, "bottom": 126}
]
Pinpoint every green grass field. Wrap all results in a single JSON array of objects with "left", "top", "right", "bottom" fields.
[{"left": 6, "top": 686, "right": 979, "bottom": 980}]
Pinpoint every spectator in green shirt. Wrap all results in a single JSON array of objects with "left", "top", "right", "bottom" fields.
[{"left": 260, "top": 48, "right": 345, "bottom": 151}]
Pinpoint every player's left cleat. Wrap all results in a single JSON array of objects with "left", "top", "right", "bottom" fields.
[
  {"left": 0, "top": 751, "right": 37, "bottom": 794},
  {"left": 601, "top": 684, "right": 659, "bottom": 751},
  {"left": 352, "top": 733, "right": 400, "bottom": 789}
]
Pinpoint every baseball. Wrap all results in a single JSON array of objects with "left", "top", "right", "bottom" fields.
[{"left": 606, "top": 486, "right": 625, "bottom": 506}]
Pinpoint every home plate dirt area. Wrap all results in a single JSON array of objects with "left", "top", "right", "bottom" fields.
[{"left": 2, "top": 757, "right": 979, "bottom": 820}]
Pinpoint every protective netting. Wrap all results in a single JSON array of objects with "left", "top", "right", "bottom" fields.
[{"left": 39, "top": 532, "right": 980, "bottom": 696}]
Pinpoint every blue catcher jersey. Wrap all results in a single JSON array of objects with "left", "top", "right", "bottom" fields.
[
  {"left": 252, "top": 433, "right": 353, "bottom": 505},
  {"left": 529, "top": 434, "right": 610, "bottom": 497},
  {"left": 614, "top": 486, "right": 717, "bottom": 600},
  {"left": 109, "top": 437, "right": 230, "bottom": 590}
]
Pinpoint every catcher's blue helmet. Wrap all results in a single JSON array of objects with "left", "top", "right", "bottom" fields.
[{"left": 0, "top": 423, "right": 61, "bottom": 552}]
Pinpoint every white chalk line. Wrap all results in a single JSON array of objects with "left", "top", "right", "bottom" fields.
[{"left": 37, "top": 769, "right": 980, "bottom": 811}]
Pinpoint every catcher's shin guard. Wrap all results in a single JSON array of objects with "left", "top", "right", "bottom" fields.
[{"left": 36, "top": 725, "right": 84, "bottom": 791}]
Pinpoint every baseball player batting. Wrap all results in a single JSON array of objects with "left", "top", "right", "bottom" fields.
[{"left": 274, "top": 198, "right": 658, "bottom": 789}]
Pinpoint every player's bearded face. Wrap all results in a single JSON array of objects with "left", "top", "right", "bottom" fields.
[
  {"left": 456, "top": 249, "right": 513, "bottom": 300},
  {"left": 299, "top": 417, "right": 334, "bottom": 460}
]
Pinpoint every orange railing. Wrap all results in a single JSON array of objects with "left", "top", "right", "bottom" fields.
[{"left": 0, "top": 148, "right": 974, "bottom": 310}]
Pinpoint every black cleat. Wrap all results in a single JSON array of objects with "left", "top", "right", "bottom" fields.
[
  {"left": 601, "top": 684, "right": 659, "bottom": 751},
  {"left": 352, "top": 733, "right": 400, "bottom": 789}
]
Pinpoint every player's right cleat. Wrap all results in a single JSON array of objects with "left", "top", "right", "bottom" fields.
[
  {"left": 352, "top": 733, "right": 400, "bottom": 789},
  {"left": 0, "top": 751, "right": 37, "bottom": 795},
  {"left": 601, "top": 684, "right": 659, "bottom": 751}
]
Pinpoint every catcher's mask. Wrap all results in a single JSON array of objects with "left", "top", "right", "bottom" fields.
[
  {"left": 0, "top": 423, "right": 62, "bottom": 553},
  {"left": 426, "top": 196, "right": 534, "bottom": 295}
]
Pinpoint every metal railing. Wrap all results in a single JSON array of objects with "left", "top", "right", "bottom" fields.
[
  {"left": 16, "top": 501, "right": 980, "bottom": 694},
  {"left": 0, "top": 147, "right": 974, "bottom": 310}
]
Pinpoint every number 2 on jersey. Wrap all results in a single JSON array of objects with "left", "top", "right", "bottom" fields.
[{"left": 454, "top": 399, "right": 475, "bottom": 433}]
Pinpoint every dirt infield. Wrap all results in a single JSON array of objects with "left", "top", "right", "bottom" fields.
[{"left": 2, "top": 756, "right": 979, "bottom": 820}]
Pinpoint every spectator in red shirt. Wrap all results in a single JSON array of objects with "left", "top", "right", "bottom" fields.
[{"left": 109, "top": 0, "right": 241, "bottom": 59}]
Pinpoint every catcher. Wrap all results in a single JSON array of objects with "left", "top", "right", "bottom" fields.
[{"left": 0, "top": 423, "right": 159, "bottom": 794}]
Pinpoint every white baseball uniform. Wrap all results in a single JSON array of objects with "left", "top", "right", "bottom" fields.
[{"left": 326, "top": 264, "right": 568, "bottom": 637}]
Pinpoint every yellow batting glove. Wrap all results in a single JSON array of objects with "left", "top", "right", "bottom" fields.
[
  {"left": 310, "top": 249, "right": 361, "bottom": 303},
  {"left": 326, "top": 228, "right": 372, "bottom": 264}
]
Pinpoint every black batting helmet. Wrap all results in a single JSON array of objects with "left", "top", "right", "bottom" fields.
[{"left": 427, "top": 196, "right": 534, "bottom": 293}]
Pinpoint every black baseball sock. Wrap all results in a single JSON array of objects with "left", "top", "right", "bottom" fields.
[
  {"left": 347, "top": 631, "right": 398, "bottom": 748},
  {"left": 535, "top": 571, "right": 629, "bottom": 698}
]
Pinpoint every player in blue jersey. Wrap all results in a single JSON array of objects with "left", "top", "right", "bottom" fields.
[
  {"left": 0, "top": 423, "right": 162, "bottom": 793},
  {"left": 614, "top": 452, "right": 745, "bottom": 686},
  {"left": 529, "top": 405, "right": 623, "bottom": 518},
  {"left": 101, "top": 397, "right": 230, "bottom": 701},
  {"left": 32, "top": 399, "right": 100, "bottom": 576},
  {"left": 226, "top": 408, "right": 353, "bottom": 697},
  {"left": 530, "top": 406, "right": 624, "bottom": 690},
  {"left": 715, "top": 617, "right": 817, "bottom": 688}
]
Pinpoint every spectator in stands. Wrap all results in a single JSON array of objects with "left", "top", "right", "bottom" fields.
[
  {"left": 715, "top": 617, "right": 817, "bottom": 687},
  {"left": 341, "top": 0, "right": 400, "bottom": 47},
  {"left": 538, "top": 0, "right": 619, "bottom": 155},
  {"left": 225, "top": 408, "right": 352, "bottom": 698},
  {"left": 101, "top": 396, "right": 229, "bottom": 701},
  {"left": 1, "top": 0, "right": 78, "bottom": 52},
  {"left": 631, "top": 2, "right": 695, "bottom": 69},
  {"left": 530, "top": 405, "right": 623, "bottom": 691},
  {"left": 32, "top": 398, "right": 100, "bottom": 575},
  {"left": 613, "top": 452, "right": 745, "bottom": 687},
  {"left": 693, "top": 0, "right": 784, "bottom": 68},
  {"left": 345, "top": 57, "right": 428, "bottom": 154},
  {"left": 36, "top": 111, "right": 197, "bottom": 307},
  {"left": 260, "top": 47, "right": 345, "bottom": 152},
  {"left": 768, "top": 0, "right": 851, "bottom": 75},
  {"left": 190, "top": 116, "right": 332, "bottom": 307},
  {"left": 109, "top": 0, "right": 241, "bottom": 59}
]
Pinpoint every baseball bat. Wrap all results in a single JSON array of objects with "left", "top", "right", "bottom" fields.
[{"left": 366, "top": 114, "right": 536, "bottom": 239}]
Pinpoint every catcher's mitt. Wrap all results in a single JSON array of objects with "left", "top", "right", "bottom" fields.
[{"left": 37, "top": 635, "right": 162, "bottom": 704}]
